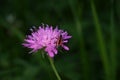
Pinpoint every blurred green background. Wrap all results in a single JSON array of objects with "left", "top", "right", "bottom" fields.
[{"left": 0, "top": 0, "right": 120, "bottom": 80}]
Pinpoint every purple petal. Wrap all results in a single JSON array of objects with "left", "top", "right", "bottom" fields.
[
  {"left": 53, "top": 48, "right": 58, "bottom": 54},
  {"left": 29, "top": 49, "right": 37, "bottom": 54},
  {"left": 54, "top": 27, "right": 58, "bottom": 31},
  {"left": 48, "top": 51, "right": 54, "bottom": 57},
  {"left": 63, "top": 40, "right": 68, "bottom": 43},
  {"left": 63, "top": 36, "right": 72, "bottom": 39},
  {"left": 62, "top": 31, "right": 68, "bottom": 36},
  {"left": 22, "top": 43, "right": 30, "bottom": 47},
  {"left": 25, "top": 39, "right": 34, "bottom": 43},
  {"left": 27, "top": 35, "right": 32, "bottom": 39},
  {"left": 62, "top": 45, "right": 69, "bottom": 50}
]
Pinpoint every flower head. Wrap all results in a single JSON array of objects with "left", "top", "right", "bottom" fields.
[{"left": 22, "top": 24, "right": 72, "bottom": 57}]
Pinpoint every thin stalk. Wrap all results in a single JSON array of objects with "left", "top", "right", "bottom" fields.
[
  {"left": 110, "top": 0, "right": 117, "bottom": 79},
  {"left": 76, "top": 19, "right": 90, "bottom": 80},
  {"left": 90, "top": 0, "right": 110, "bottom": 80},
  {"left": 68, "top": 0, "right": 90, "bottom": 80},
  {"left": 48, "top": 57, "right": 61, "bottom": 80},
  {"left": 34, "top": 51, "right": 53, "bottom": 79}
]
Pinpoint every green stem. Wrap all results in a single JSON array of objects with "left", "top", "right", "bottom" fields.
[
  {"left": 48, "top": 57, "right": 61, "bottom": 80},
  {"left": 90, "top": 0, "right": 110, "bottom": 80},
  {"left": 110, "top": 0, "right": 117, "bottom": 79},
  {"left": 68, "top": 0, "right": 90, "bottom": 80}
]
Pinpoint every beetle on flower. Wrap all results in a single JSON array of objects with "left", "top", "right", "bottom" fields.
[{"left": 22, "top": 24, "right": 72, "bottom": 57}]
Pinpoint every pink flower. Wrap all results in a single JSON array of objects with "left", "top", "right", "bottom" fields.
[{"left": 22, "top": 24, "right": 72, "bottom": 57}]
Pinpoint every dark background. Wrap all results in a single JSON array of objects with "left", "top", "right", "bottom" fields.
[{"left": 0, "top": 0, "right": 120, "bottom": 80}]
